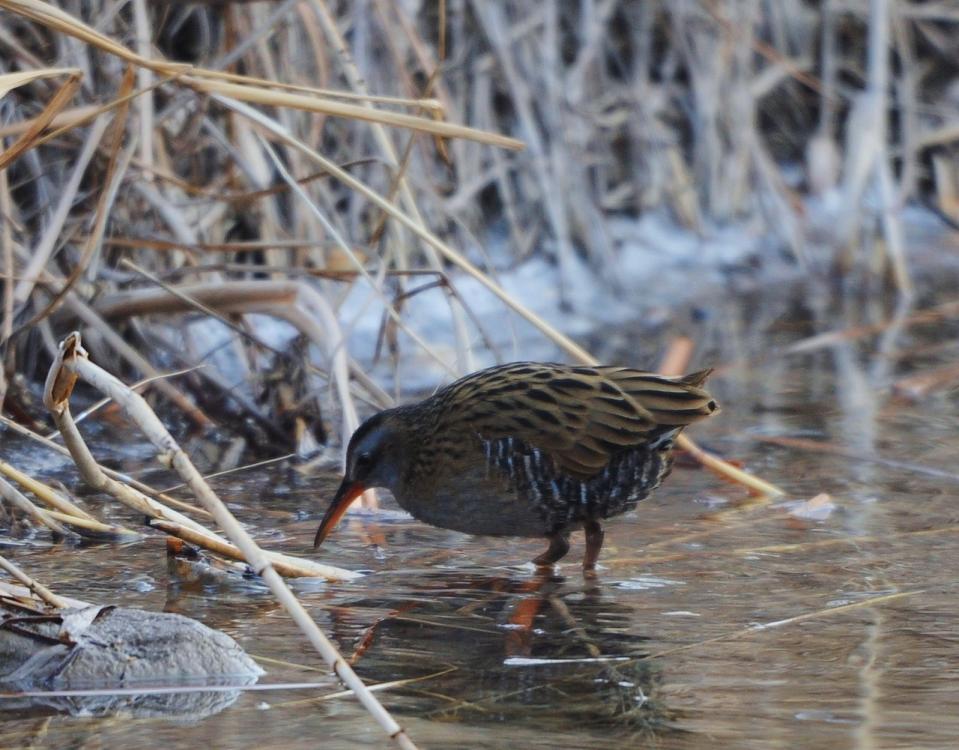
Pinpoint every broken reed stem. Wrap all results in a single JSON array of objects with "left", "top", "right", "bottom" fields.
[
  {"left": 676, "top": 435, "right": 783, "bottom": 496},
  {"left": 149, "top": 519, "right": 348, "bottom": 579},
  {"left": 0, "top": 555, "right": 69, "bottom": 609},
  {"left": 44, "top": 509, "right": 135, "bottom": 537},
  {"left": 44, "top": 332, "right": 416, "bottom": 749}
]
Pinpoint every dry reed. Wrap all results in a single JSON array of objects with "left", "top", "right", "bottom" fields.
[{"left": 1, "top": 1, "right": 955, "bottom": 737}]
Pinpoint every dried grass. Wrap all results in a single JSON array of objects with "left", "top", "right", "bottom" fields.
[
  {"left": 1, "top": 2, "right": 956, "bottom": 737},
  {"left": 1, "top": 0, "right": 951, "bottom": 452}
]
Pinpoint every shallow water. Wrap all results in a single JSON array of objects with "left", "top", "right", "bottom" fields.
[{"left": 4, "top": 273, "right": 959, "bottom": 748}]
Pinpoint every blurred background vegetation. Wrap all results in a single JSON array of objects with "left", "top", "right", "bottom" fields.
[{"left": 1, "top": 0, "right": 958, "bottom": 458}]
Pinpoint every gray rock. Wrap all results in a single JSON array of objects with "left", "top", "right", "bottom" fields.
[{"left": 0, "top": 604, "right": 264, "bottom": 720}]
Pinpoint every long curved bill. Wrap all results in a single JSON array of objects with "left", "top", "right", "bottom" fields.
[{"left": 313, "top": 479, "right": 366, "bottom": 549}]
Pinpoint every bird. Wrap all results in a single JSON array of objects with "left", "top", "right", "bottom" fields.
[{"left": 313, "top": 361, "right": 719, "bottom": 569}]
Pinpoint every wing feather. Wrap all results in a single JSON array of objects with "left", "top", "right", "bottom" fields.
[{"left": 437, "top": 362, "right": 719, "bottom": 479}]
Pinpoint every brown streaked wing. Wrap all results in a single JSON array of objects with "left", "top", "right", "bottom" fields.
[
  {"left": 436, "top": 362, "right": 719, "bottom": 479},
  {"left": 595, "top": 367, "right": 719, "bottom": 425}
]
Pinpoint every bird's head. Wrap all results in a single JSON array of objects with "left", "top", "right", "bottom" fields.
[{"left": 313, "top": 409, "right": 410, "bottom": 549}]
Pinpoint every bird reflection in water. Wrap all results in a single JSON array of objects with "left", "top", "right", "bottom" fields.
[{"left": 325, "top": 567, "right": 672, "bottom": 736}]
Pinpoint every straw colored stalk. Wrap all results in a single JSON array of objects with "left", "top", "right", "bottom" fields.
[
  {"left": 0, "top": 476, "right": 75, "bottom": 537},
  {"left": 0, "top": 0, "right": 521, "bottom": 151},
  {"left": 43, "top": 509, "right": 135, "bottom": 538},
  {"left": 658, "top": 338, "right": 784, "bottom": 497},
  {"left": 0, "top": 67, "right": 81, "bottom": 97},
  {"left": 0, "top": 459, "right": 138, "bottom": 539},
  {"left": 0, "top": 555, "right": 69, "bottom": 609},
  {"left": 131, "top": 0, "right": 153, "bottom": 181},
  {"left": 0, "top": 104, "right": 100, "bottom": 139},
  {"left": 0, "top": 458, "right": 97, "bottom": 521},
  {"left": 44, "top": 332, "right": 416, "bottom": 749},
  {"left": 0, "top": 415, "right": 210, "bottom": 520},
  {"left": 149, "top": 519, "right": 343, "bottom": 579},
  {"left": 43, "top": 334, "right": 357, "bottom": 582},
  {"left": 186, "top": 76, "right": 522, "bottom": 149}
]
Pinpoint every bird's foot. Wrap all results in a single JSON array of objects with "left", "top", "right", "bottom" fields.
[{"left": 532, "top": 533, "right": 570, "bottom": 568}]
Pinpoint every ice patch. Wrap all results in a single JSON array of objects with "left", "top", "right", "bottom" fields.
[
  {"left": 614, "top": 575, "right": 684, "bottom": 590},
  {"left": 504, "top": 656, "right": 629, "bottom": 666}
]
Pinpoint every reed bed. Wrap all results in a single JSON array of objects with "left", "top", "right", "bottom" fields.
[
  {"left": 0, "top": 1, "right": 956, "bottom": 741},
  {"left": 1, "top": 0, "right": 955, "bottom": 447}
]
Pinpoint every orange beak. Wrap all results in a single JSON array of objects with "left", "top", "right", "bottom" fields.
[{"left": 313, "top": 479, "right": 366, "bottom": 549}]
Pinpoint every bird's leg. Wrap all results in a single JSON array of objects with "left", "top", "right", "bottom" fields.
[
  {"left": 533, "top": 533, "right": 570, "bottom": 568},
  {"left": 583, "top": 520, "right": 605, "bottom": 571}
]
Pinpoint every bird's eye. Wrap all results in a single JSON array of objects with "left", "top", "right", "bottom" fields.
[{"left": 355, "top": 452, "right": 373, "bottom": 471}]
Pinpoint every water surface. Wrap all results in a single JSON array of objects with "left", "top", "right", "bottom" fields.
[{"left": 3, "top": 274, "right": 959, "bottom": 748}]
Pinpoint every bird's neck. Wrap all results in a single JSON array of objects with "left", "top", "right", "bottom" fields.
[{"left": 384, "top": 400, "right": 441, "bottom": 493}]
